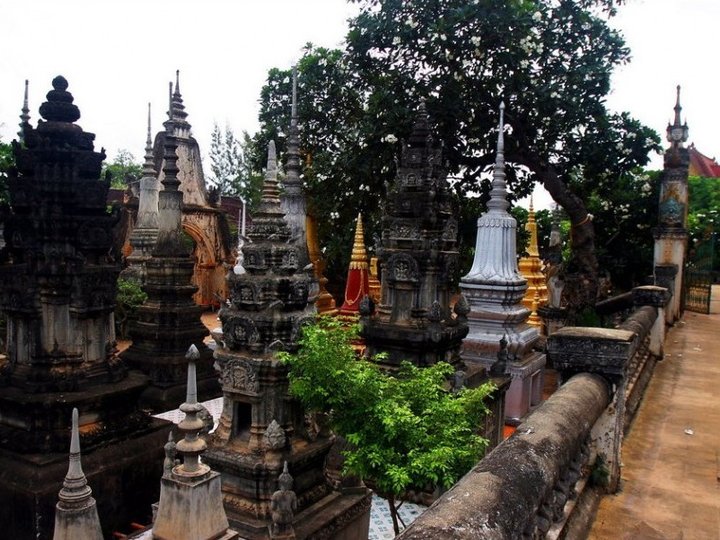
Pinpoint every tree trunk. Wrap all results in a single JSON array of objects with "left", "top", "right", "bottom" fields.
[
  {"left": 538, "top": 165, "right": 599, "bottom": 318},
  {"left": 387, "top": 493, "right": 401, "bottom": 536}
]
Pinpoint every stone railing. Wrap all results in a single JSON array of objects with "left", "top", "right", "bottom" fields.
[{"left": 396, "top": 286, "right": 670, "bottom": 540}]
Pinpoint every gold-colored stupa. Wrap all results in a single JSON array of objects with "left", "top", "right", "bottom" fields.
[
  {"left": 518, "top": 197, "right": 548, "bottom": 327},
  {"left": 306, "top": 213, "right": 337, "bottom": 315}
]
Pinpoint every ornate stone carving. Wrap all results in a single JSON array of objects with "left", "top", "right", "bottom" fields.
[
  {"left": 220, "top": 358, "right": 259, "bottom": 393},
  {"left": 264, "top": 420, "right": 286, "bottom": 450}
]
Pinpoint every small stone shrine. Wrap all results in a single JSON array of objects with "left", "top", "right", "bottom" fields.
[
  {"left": 653, "top": 86, "right": 689, "bottom": 324},
  {"left": 459, "top": 103, "right": 545, "bottom": 422},
  {"left": 518, "top": 197, "right": 547, "bottom": 329},
  {"left": 122, "top": 93, "right": 217, "bottom": 410},
  {"left": 0, "top": 76, "right": 169, "bottom": 539},
  {"left": 360, "top": 100, "right": 469, "bottom": 370},
  {"left": 52, "top": 409, "right": 103, "bottom": 540},
  {"left": 124, "top": 103, "right": 160, "bottom": 282},
  {"left": 152, "top": 360, "right": 237, "bottom": 540},
  {"left": 204, "top": 142, "right": 371, "bottom": 539}
]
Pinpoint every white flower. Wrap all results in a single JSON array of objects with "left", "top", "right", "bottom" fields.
[
  {"left": 532, "top": 11, "right": 542, "bottom": 22},
  {"left": 520, "top": 59, "right": 530, "bottom": 69},
  {"left": 406, "top": 17, "right": 418, "bottom": 29},
  {"left": 383, "top": 134, "right": 398, "bottom": 144},
  {"left": 470, "top": 35, "right": 481, "bottom": 46},
  {"left": 392, "top": 36, "right": 402, "bottom": 45}
]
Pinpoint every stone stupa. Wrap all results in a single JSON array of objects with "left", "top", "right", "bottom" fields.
[{"left": 459, "top": 102, "right": 546, "bottom": 422}]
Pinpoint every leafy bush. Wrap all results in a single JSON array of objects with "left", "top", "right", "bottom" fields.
[
  {"left": 279, "top": 317, "right": 494, "bottom": 533},
  {"left": 115, "top": 278, "right": 147, "bottom": 339}
]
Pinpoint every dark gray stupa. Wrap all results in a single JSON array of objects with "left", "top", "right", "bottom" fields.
[{"left": 0, "top": 75, "right": 170, "bottom": 540}]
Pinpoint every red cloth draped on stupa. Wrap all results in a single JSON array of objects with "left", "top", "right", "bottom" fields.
[{"left": 338, "top": 213, "right": 370, "bottom": 319}]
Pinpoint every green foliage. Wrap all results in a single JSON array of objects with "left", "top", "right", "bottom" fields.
[
  {"left": 279, "top": 317, "right": 494, "bottom": 501},
  {"left": 102, "top": 149, "right": 142, "bottom": 189},
  {"left": 582, "top": 168, "right": 659, "bottom": 289},
  {"left": 253, "top": 0, "right": 660, "bottom": 293},
  {"left": 687, "top": 175, "right": 720, "bottom": 271},
  {"left": 0, "top": 139, "right": 14, "bottom": 204},
  {"left": 115, "top": 277, "right": 147, "bottom": 339},
  {"left": 209, "top": 124, "right": 263, "bottom": 209}
]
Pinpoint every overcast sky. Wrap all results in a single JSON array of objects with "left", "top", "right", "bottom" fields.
[{"left": 1, "top": 0, "right": 716, "bottom": 209}]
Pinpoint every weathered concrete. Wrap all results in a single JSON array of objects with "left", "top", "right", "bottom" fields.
[
  {"left": 589, "top": 310, "right": 720, "bottom": 539},
  {"left": 396, "top": 373, "right": 610, "bottom": 539}
]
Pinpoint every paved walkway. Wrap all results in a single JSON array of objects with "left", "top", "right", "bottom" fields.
[{"left": 589, "top": 292, "right": 720, "bottom": 539}]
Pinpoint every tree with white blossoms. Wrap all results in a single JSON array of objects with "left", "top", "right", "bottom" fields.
[
  {"left": 209, "top": 123, "right": 263, "bottom": 208},
  {"left": 253, "top": 1, "right": 661, "bottom": 314}
]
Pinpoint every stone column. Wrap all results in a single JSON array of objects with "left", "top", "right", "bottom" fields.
[
  {"left": 548, "top": 326, "right": 640, "bottom": 492},
  {"left": 653, "top": 86, "right": 690, "bottom": 324},
  {"left": 632, "top": 286, "right": 671, "bottom": 358}
]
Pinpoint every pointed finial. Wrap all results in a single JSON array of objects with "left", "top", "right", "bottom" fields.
[
  {"left": 350, "top": 213, "right": 369, "bottom": 270},
  {"left": 496, "top": 101, "right": 505, "bottom": 155},
  {"left": 146, "top": 102, "right": 152, "bottom": 146},
  {"left": 70, "top": 408, "right": 80, "bottom": 455},
  {"left": 529, "top": 194, "right": 534, "bottom": 214},
  {"left": 291, "top": 65, "right": 298, "bottom": 121},
  {"left": 285, "top": 67, "right": 302, "bottom": 189},
  {"left": 58, "top": 408, "right": 93, "bottom": 503},
  {"left": 168, "top": 81, "right": 173, "bottom": 119},
  {"left": 18, "top": 79, "right": 31, "bottom": 141},
  {"left": 487, "top": 101, "right": 509, "bottom": 212},
  {"left": 673, "top": 85, "right": 681, "bottom": 126},
  {"left": 175, "top": 70, "right": 181, "bottom": 96},
  {"left": 267, "top": 139, "right": 278, "bottom": 175},
  {"left": 185, "top": 345, "right": 199, "bottom": 405},
  {"left": 141, "top": 102, "right": 157, "bottom": 178},
  {"left": 666, "top": 85, "right": 689, "bottom": 147}
]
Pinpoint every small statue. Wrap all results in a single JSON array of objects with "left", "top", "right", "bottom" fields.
[
  {"left": 490, "top": 336, "right": 509, "bottom": 376},
  {"left": 163, "top": 432, "right": 177, "bottom": 478},
  {"left": 270, "top": 461, "right": 298, "bottom": 538},
  {"left": 451, "top": 370, "right": 466, "bottom": 393}
]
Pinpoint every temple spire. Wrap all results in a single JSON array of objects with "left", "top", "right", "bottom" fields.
[
  {"left": 262, "top": 140, "right": 281, "bottom": 203},
  {"left": 175, "top": 345, "right": 206, "bottom": 475},
  {"left": 285, "top": 65, "right": 302, "bottom": 189},
  {"left": 142, "top": 102, "right": 156, "bottom": 176},
  {"left": 168, "top": 70, "right": 190, "bottom": 138},
  {"left": 53, "top": 409, "right": 103, "bottom": 540},
  {"left": 487, "top": 102, "right": 509, "bottom": 212},
  {"left": 18, "top": 79, "right": 30, "bottom": 141},
  {"left": 666, "top": 85, "right": 689, "bottom": 149},
  {"left": 350, "top": 213, "right": 369, "bottom": 270}
]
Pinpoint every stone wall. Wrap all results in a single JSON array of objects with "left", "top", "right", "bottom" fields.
[{"left": 397, "top": 286, "right": 669, "bottom": 539}]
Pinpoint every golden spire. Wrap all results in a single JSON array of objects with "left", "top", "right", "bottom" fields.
[
  {"left": 526, "top": 195, "right": 539, "bottom": 258},
  {"left": 350, "top": 213, "right": 369, "bottom": 270}
]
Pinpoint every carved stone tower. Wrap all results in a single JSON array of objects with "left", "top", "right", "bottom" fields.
[
  {"left": 0, "top": 76, "right": 170, "bottom": 539},
  {"left": 122, "top": 90, "right": 217, "bottom": 410},
  {"left": 150, "top": 71, "right": 234, "bottom": 307},
  {"left": 360, "top": 101, "right": 468, "bottom": 369},
  {"left": 460, "top": 103, "right": 545, "bottom": 422},
  {"left": 204, "top": 142, "right": 371, "bottom": 539},
  {"left": 653, "top": 86, "right": 690, "bottom": 324}
]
